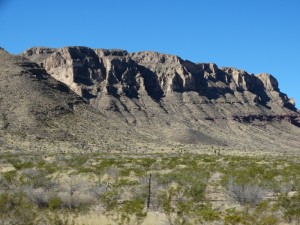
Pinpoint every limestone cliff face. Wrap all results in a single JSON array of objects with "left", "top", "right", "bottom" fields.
[
  {"left": 1, "top": 47, "right": 299, "bottom": 153},
  {"left": 21, "top": 47, "right": 298, "bottom": 126}
]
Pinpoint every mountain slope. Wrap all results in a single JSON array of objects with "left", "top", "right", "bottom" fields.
[
  {"left": 0, "top": 48, "right": 136, "bottom": 153},
  {"left": 0, "top": 47, "right": 299, "bottom": 154}
]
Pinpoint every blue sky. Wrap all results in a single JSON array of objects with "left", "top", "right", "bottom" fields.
[{"left": 1, "top": 0, "right": 299, "bottom": 108}]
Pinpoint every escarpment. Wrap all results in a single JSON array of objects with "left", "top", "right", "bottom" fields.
[
  {"left": 22, "top": 46, "right": 298, "bottom": 126},
  {"left": 1, "top": 46, "right": 299, "bottom": 154}
]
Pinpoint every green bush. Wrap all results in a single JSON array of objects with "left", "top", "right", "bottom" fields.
[
  {"left": 198, "top": 204, "right": 220, "bottom": 221},
  {"left": 277, "top": 192, "right": 300, "bottom": 223},
  {"left": 48, "top": 196, "right": 63, "bottom": 210},
  {"left": 223, "top": 208, "right": 254, "bottom": 225},
  {"left": 258, "top": 215, "right": 278, "bottom": 225},
  {"left": 0, "top": 192, "right": 38, "bottom": 224},
  {"left": 120, "top": 197, "right": 146, "bottom": 218},
  {"left": 100, "top": 189, "right": 119, "bottom": 211},
  {"left": 2, "top": 170, "right": 18, "bottom": 185}
]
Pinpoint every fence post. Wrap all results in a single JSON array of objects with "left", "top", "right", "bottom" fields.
[{"left": 147, "top": 173, "right": 152, "bottom": 210}]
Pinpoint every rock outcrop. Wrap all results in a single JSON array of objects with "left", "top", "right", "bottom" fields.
[
  {"left": 1, "top": 46, "right": 299, "bottom": 154},
  {"left": 22, "top": 46, "right": 298, "bottom": 125}
]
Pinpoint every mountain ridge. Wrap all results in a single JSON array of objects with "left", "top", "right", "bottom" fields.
[
  {"left": 0, "top": 46, "right": 299, "bottom": 154},
  {"left": 21, "top": 46, "right": 298, "bottom": 116}
]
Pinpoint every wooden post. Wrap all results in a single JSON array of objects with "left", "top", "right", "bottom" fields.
[{"left": 147, "top": 173, "right": 152, "bottom": 210}]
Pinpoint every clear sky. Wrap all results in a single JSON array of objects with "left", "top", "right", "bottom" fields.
[{"left": 1, "top": 0, "right": 299, "bottom": 108}]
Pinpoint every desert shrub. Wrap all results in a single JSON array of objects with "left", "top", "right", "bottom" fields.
[
  {"left": 48, "top": 196, "right": 63, "bottom": 210},
  {"left": 272, "top": 178, "right": 296, "bottom": 194},
  {"left": 160, "top": 194, "right": 172, "bottom": 214},
  {"left": 201, "top": 156, "right": 216, "bottom": 163},
  {"left": 119, "top": 167, "right": 144, "bottom": 177},
  {"left": 137, "top": 157, "right": 156, "bottom": 168},
  {"left": 116, "top": 178, "right": 139, "bottom": 187},
  {"left": 224, "top": 206, "right": 278, "bottom": 225},
  {"left": 224, "top": 208, "right": 243, "bottom": 225},
  {"left": 16, "top": 161, "right": 34, "bottom": 170},
  {"left": 188, "top": 181, "right": 206, "bottom": 201},
  {"left": 221, "top": 156, "right": 300, "bottom": 195},
  {"left": 69, "top": 155, "right": 89, "bottom": 166},
  {"left": 157, "top": 186, "right": 202, "bottom": 218},
  {"left": 42, "top": 162, "right": 60, "bottom": 174},
  {"left": 21, "top": 168, "right": 55, "bottom": 189},
  {"left": 281, "top": 163, "right": 300, "bottom": 190},
  {"left": 100, "top": 189, "right": 119, "bottom": 210},
  {"left": 0, "top": 174, "right": 10, "bottom": 190},
  {"left": 277, "top": 192, "right": 300, "bottom": 223},
  {"left": 24, "top": 186, "right": 50, "bottom": 208},
  {"left": 258, "top": 215, "right": 278, "bottom": 225},
  {"left": 176, "top": 196, "right": 193, "bottom": 215},
  {"left": 59, "top": 192, "right": 94, "bottom": 210},
  {"left": 224, "top": 208, "right": 244, "bottom": 225},
  {"left": 180, "top": 170, "right": 208, "bottom": 201},
  {"left": 104, "top": 166, "right": 119, "bottom": 178},
  {"left": 227, "top": 178, "right": 265, "bottom": 206},
  {"left": 1, "top": 171, "right": 20, "bottom": 191},
  {"left": 47, "top": 212, "right": 76, "bottom": 225},
  {"left": 119, "top": 197, "right": 147, "bottom": 220},
  {"left": 7, "top": 158, "right": 32, "bottom": 170},
  {"left": 198, "top": 204, "right": 220, "bottom": 221},
  {"left": 59, "top": 176, "right": 93, "bottom": 210},
  {"left": 164, "top": 157, "right": 181, "bottom": 169},
  {"left": 65, "top": 155, "right": 96, "bottom": 174},
  {"left": 0, "top": 192, "right": 38, "bottom": 224},
  {"left": 223, "top": 207, "right": 257, "bottom": 225},
  {"left": 94, "top": 158, "right": 118, "bottom": 172},
  {"left": 36, "top": 158, "right": 47, "bottom": 167},
  {"left": 90, "top": 183, "right": 107, "bottom": 200},
  {"left": 156, "top": 168, "right": 208, "bottom": 201}
]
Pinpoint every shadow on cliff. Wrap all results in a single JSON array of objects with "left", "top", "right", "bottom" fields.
[{"left": 138, "top": 65, "right": 164, "bottom": 102}]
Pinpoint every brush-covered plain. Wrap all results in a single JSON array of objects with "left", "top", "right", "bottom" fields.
[{"left": 0, "top": 152, "right": 300, "bottom": 224}]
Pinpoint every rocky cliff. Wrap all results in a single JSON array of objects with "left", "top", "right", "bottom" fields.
[
  {"left": 1, "top": 46, "right": 299, "bottom": 154},
  {"left": 22, "top": 46, "right": 298, "bottom": 125}
]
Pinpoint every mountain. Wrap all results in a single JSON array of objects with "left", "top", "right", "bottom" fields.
[{"left": 0, "top": 46, "right": 299, "bottom": 154}]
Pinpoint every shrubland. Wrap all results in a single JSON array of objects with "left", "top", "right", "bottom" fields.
[{"left": 0, "top": 152, "right": 299, "bottom": 224}]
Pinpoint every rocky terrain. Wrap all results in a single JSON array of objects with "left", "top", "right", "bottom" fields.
[
  {"left": 0, "top": 46, "right": 299, "bottom": 154},
  {"left": 1, "top": 46, "right": 300, "bottom": 225}
]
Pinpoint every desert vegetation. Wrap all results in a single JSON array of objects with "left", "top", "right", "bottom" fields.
[{"left": 0, "top": 152, "right": 300, "bottom": 224}]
